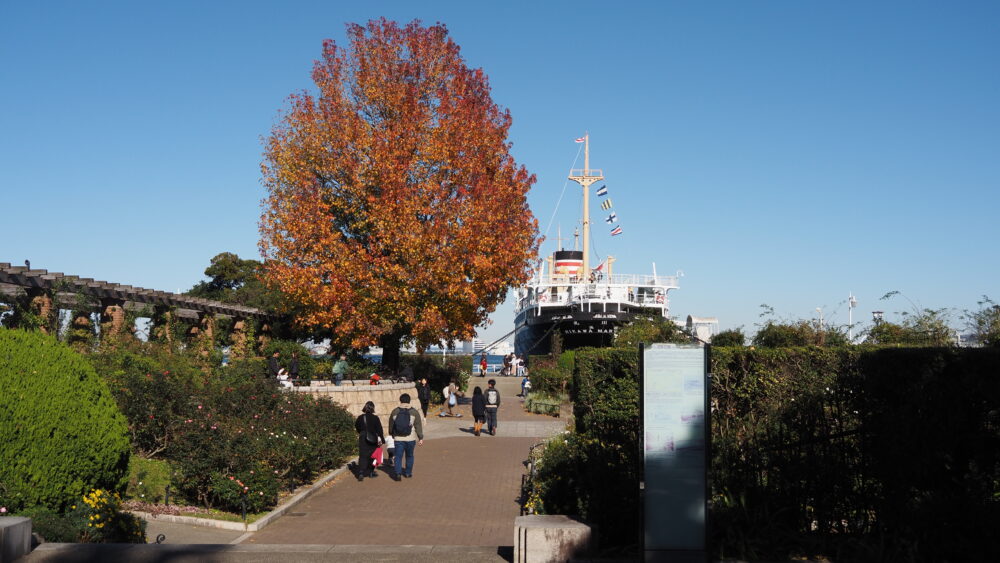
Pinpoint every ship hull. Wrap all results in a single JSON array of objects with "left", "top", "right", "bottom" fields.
[{"left": 514, "top": 304, "right": 631, "bottom": 356}]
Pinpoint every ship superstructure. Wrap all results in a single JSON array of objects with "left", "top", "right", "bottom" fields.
[{"left": 513, "top": 135, "right": 679, "bottom": 356}]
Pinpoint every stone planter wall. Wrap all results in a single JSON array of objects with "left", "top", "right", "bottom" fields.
[{"left": 291, "top": 381, "right": 424, "bottom": 429}]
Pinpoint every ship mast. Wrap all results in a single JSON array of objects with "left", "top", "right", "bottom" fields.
[{"left": 568, "top": 134, "right": 604, "bottom": 276}]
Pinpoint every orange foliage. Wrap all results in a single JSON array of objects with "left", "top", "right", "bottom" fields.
[{"left": 259, "top": 18, "right": 539, "bottom": 353}]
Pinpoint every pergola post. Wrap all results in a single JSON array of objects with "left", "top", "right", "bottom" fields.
[
  {"left": 195, "top": 312, "right": 216, "bottom": 358},
  {"left": 230, "top": 319, "right": 253, "bottom": 360},
  {"left": 26, "top": 287, "right": 56, "bottom": 334},
  {"left": 99, "top": 297, "right": 128, "bottom": 341},
  {"left": 257, "top": 322, "right": 272, "bottom": 355},
  {"left": 150, "top": 306, "right": 175, "bottom": 345},
  {"left": 68, "top": 309, "right": 96, "bottom": 350}
]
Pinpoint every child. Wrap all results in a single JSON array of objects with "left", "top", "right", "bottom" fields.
[
  {"left": 384, "top": 434, "right": 395, "bottom": 465},
  {"left": 277, "top": 368, "right": 293, "bottom": 388}
]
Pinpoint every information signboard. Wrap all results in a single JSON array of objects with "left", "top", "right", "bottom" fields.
[{"left": 641, "top": 343, "right": 709, "bottom": 561}]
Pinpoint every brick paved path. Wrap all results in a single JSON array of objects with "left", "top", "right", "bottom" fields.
[{"left": 243, "top": 377, "right": 565, "bottom": 547}]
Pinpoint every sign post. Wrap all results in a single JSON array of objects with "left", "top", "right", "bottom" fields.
[{"left": 640, "top": 343, "right": 709, "bottom": 562}]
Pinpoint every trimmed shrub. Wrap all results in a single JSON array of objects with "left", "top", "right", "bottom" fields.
[
  {"left": 125, "top": 456, "right": 171, "bottom": 504},
  {"left": 208, "top": 465, "right": 279, "bottom": 514},
  {"left": 0, "top": 329, "right": 131, "bottom": 512}
]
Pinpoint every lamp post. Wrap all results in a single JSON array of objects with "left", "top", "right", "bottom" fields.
[{"left": 848, "top": 294, "right": 857, "bottom": 343}]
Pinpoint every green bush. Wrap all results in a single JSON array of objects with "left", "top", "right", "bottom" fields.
[
  {"left": 527, "top": 365, "right": 567, "bottom": 395},
  {"left": 208, "top": 465, "right": 278, "bottom": 513},
  {"left": 90, "top": 344, "right": 203, "bottom": 457},
  {"left": 125, "top": 456, "right": 171, "bottom": 503},
  {"left": 85, "top": 342, "right": 356, "bottom": 514},
  {"left": 168, "top": 372, "right": 355, "bottom": 511},
  {"left": 0, "top": 329, "right": 131, "bottom": 513}
]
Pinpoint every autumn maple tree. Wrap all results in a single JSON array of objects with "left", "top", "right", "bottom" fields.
[{"left": 259, "top": 19, "right": 539, "bottom": 370}]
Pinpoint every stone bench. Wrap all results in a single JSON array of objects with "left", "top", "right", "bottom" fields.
[{"left": 514, "top": 515, "right": 591, "bottom": 563}]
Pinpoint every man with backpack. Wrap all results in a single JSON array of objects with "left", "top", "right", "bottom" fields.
[
  {"left": 388, "top": 393, "right": 424, "bottom": 480},
  {"left": 484, "top": 379, "right": 501, "bottom": 436}
]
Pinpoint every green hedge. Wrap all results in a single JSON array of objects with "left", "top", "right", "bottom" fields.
[
  {"left": 528, "top": 347, "right": 643, "bottom": 549},
  {"left": 530, "top": 344, "right": 1000, "bottom": 560},
  {"left": 711, "top": 346, "right": 1000, "bottom": 561},
  {"left": 0, "top": 329, "right": 131, "bottom": 512}
]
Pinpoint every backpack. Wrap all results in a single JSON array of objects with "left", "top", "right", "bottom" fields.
[
  {"left": 442, "top": 385, "right": 450, "bottom": 399},
  {"left": 393, "top": 407, "right": 412, "bottom": 436},
  {"left": 486, "top": 388, "right": 499, "bottom": 406}
]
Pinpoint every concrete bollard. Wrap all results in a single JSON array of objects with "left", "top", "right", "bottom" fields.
[
  {"left": 515, "top": 514, "right": 592, "bottom": 563},
  {"left": 0, "top": 517, "right": 32, "bottom": 563}
]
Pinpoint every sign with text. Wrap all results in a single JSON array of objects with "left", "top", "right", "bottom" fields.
[{"left": 641, "top": 343, "right": 708, "bottom": 560}]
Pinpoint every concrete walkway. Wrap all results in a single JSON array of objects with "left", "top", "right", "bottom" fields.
[{"left": 19, "top": 377, "right": 566, "bottom": 562}]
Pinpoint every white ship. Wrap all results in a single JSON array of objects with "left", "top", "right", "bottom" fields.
[{"left": 513, "top": 135, "right": 680, "bottom": 356}]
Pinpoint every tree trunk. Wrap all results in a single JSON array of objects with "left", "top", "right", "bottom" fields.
[{"left": 380, "top": 330, "right": 404, "bottom": 374}]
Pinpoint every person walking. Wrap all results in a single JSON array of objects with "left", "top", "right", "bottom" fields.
[
  {"left": 388, "top": 393, "right": 424, "bottom": 480},
  {"left": 332, "top": 354, "right": 348, "bottom": 386},
  {"left": 484, "top": 379, "right": 501, "bottom": 436},
  {"left": 354, "top": 401, "right": 384, "bottom": 481},
  {"left": 268, "top": 351, "right": 281, "bottom": 379},
  {"left": 446, "top": 378, "right": 463, "bottom": 417},
  {"left": 289, "top": 351, "right": 300, "bottom": 385},
  {"left": 502, "top": 353, "right": 511, "bottom": 376},
  {"left": 471, "top": 386, "right": 486, "bottom": 436},
  {"left": 416, "top": 377, "right": 431, "bottom": 418},
  {"left": 479, "top": 353, "right": 487, "bottom": 377}
]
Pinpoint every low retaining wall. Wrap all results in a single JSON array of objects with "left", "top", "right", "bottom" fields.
[
  {"left": 0, "top": 516, "right": 32, "bottom": 563},
  {"left": 291, "top": 381, "right": 424, "bottom": 429}
]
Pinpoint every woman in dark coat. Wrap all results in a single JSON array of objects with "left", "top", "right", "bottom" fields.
[
  {"left": 471, "top": 386, "right": 486, "bottom": 437},
  {"left": 416, "top": 377, "right": 431, "bottom": 418},
  {"left": 354, "top": 401, "right": 384, "bottom": 480}
]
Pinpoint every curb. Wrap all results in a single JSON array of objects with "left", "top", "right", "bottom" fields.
[{"left": 131, "top": 461, "right": 353, "bottom": 533}]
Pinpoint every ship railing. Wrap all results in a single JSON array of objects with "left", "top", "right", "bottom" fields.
[
  {"left": 568, "top": 285, "right": 669, "bottom": 310},
  {"left": 569, "top": 168, "right": 604, "bottom": 179},
  {"left": 516, "top": 282, "right": 671, "bottom": 313},
  {"left": 602, "top": 274, "right": 679, "bottom": 288}
]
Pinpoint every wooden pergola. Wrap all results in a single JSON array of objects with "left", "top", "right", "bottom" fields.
[{"left": 0, "top": 262, "right": 274, "bottom": 353}]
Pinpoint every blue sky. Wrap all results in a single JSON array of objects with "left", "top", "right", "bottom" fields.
[{"left": 2, "top": 1, "right": 997, "bottom": 344}]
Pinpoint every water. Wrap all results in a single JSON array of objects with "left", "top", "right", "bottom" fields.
[{"left": 359, "top": 354, "right": 512, "bottom": 374}]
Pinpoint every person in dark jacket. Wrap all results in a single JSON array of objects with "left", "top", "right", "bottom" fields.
[
  {"left": 354, "top": 401, "right": 384, "bottom": 481},
  {"left": 289, "top": 352, "right": 300, "bottom": 384},
  {"left": 267, "top": 351, "right": 281, "bottom": 378},
  {"left": 471, "top": 386, "right": 486, "bottom": 436},
  {"left": 416, "top": 377, "right": 431, "bottom": 418},
  {"left": 484, "top": 379, "right": 501, "bottom": 435}
]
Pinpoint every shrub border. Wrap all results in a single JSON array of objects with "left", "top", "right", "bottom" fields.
[{"left": 128, "top": 459, "right": 353, "bottom": 533}]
